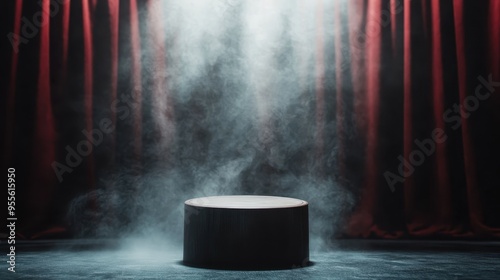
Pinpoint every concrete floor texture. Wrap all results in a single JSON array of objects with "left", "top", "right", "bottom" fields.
[{"left": 1, "top": 240, "right": 499, "bottom": 279}]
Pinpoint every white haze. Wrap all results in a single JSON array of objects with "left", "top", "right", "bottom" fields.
[{"left": 67, "top": 0, "right": 355, "bottom": 253}]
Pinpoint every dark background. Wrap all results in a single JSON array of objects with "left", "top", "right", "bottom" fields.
[{"left": 1, "top": 0, "right": 499, "bottom": 242}]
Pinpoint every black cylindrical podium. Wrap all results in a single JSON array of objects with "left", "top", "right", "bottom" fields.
[{"left": 183, "top": 195, "right": 309, "bottom": 269}]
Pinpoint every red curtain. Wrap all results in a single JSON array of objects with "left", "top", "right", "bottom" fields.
[
  {"left": 1, "top": 0, "right": 499, "bottom": 239},
  {"left": 344, "top": 0, "right": 500, "bottom": 238}
]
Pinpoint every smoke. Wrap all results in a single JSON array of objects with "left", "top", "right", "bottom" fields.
[{"left": 67, "top": 0, "right": 355, "bottom": 252}]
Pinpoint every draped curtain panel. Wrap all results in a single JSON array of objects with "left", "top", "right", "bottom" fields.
[{"left": 1, "top": 0, "right": 499, "bottom": 240}]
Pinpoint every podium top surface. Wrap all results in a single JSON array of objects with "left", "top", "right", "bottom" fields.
[{"left": 185, "top": 195, "right": 308, "bottom": 209}]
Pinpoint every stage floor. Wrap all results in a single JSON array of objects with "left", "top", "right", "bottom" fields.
[{"left": 2, "top": 239, "right": 499, "bottom": 279}]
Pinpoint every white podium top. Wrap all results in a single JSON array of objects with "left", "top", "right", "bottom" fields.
[{"left": 185, "top": 195, "right": 308, "bottom": 209}]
